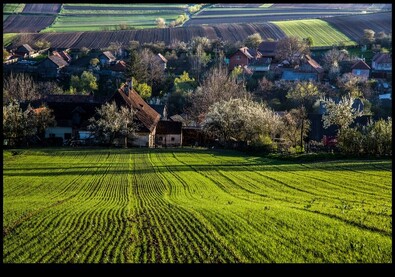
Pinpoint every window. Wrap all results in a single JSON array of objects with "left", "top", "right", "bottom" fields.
[
  {"left": 236, "top": 55, "right": 241, "bottom": 60},
  {"left": 356, "top": 70, "right": 361, "bottom": 75},
  {"left": 49, "top": 134, "right": 55, "bottom": 138},
  {"left": 171, "top": 137, "right": 175, "bottom": 141},
  {"left": 158, "top": 136, "right": 163, "bottom": 141},
  {"left": 64, "top": 133, "right": 72, "bottom": 140}
]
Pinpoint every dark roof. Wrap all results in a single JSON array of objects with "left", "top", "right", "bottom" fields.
[
  {"left": 282, "top": 70, "right": 317, "bottom": 81},
  {"left": 47, "top": 55, "right": 69, "bottom": 68},
  {"left": 304, "top": 55, "right": 324, "bottom": 73},
  {"left": 234, "top": 47, "right": 254, "bottom": 59},
  {"left": 17, "top": 44, "right": 34, "bottom": 53},
  {"left": 351, "top": 60, "right": 371, "bottom": 70},
  {"left": 108, "top": 85, "right": 160, "bottom": 132},
  {"left": 109, "top": 60, "right": 127, "bottom": 72},
  {"left": 156, "top": 120, "right": 182, "bottom": 135},
  {"left": 372, "top": 52, "right": 391, "bottom": 64},
  {"left": 150, "top": 104, "right": 166, "bottom": 117},
  {"left": 100, "top": 51, "right": 116, "bottom": 61},
  {"left": 53, "top": 50, "right": 72, "bottom": 63},
  {"left": 258, "top": 41, "right": 278, "bottom": 54},
  {"left": 250, "top": 57, "right": 271, "bottom": 66}
]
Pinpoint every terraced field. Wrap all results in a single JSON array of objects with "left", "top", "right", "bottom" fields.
[
  {"left": 272, "top": 19, "right": 357, "bottom": 47},
  {"left": 3, "top": 148, "right": 391, "bottom": 263}
]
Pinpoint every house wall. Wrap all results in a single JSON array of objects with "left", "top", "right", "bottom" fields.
[
  {"left": 250, "top": 65, "right": 270, "bottom": 72},
  {"left": 39, "top": 59, "right": 60, "bottom": 78},
  {"left": 372, "top": 62, "right": 392, "bottom": 71},
  {"left": 156, "top": 134, "right": 182, "bottom": 147},
  {"left": 229, "top": 51, "right": 249, "bottom": 70},
  {"left": 45, "top": 127, "right": 72, "bottom": 141}
]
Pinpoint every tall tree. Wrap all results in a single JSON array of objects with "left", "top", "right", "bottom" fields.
[
  {"left": 156, "top": 17, "right": 166, "bottom": 28},
  {"left": 187, "top": 65, "right": 249, "bottom": 122},
  {"left": 275, "top": 36, "right": 310, "bottom": 65},
  {"left": 360, "top": 29, "right": 375, "bottom": 47},
  {"left": 70, "top": 71, "right": 98, "bottom": 94},
  {"left": 286, "top": 81, "right": 322, "bottom": 112},
  {"left": 3, "top": 73, "right": 40, "bottom": 103}
]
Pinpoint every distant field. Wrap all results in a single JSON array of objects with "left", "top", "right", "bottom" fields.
[
  {"left": 272, "top": 19, "right": 357, "bottom": 47},
  {"left": 3, "top": 15, "right": 56, "bottom": 33},
  {"left": 3, "top": 4, "right": 26, "bottom": 13},
  {"left": 3, "top": 148, "right": 392, "bottom": 263},
  {"left": 39, "top": 4, "right": 187, "bottom": 32}
]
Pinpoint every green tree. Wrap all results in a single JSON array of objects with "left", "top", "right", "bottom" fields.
[
  {"left": 174, "top": 71, "right": 197, "bottom": 92},
  {"left": 70, "top": 71, "right": 98, "bottom": 94},
  {"left": 3, "top": 49, "right": 11, "bottom": 62},
  {"left": 34, "top": 39, "right": 51, "bottom": 50},
  {"left": 90, "top": 58, "right": 99, "bottom": 66},
  {"left": 286, "top": 81, "right": 321, "bottom": 112},
  {"left": 135, "top": 82, "right": 152, "bottom": 100}
]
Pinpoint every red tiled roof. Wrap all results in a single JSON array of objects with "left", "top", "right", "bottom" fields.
[
  {"left": 351, "top": 60, "right": 371, "bottom": 70},
  {"left": 305, "top": 55, "right": 324, "bottom": 73}
]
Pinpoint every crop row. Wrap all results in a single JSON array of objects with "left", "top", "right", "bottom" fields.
[{"left": 3, "top": 149, "right": 392, "bottom": 263}]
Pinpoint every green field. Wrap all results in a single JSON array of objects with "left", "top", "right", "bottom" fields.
[
  {"left": 272, "top": 19, "right": 357, "bottom": 47},
  {"left": 3, "top": 148, "right": 392, "bottom": 263},
  {"left": 40, "top": 4, "right": 186, "bottom": 32},
  {"left": 3, "top": 3, "right": 25, "bottom": 14},
  {"left": 3, "top": 33, "right": 18, "bottom": 47}
]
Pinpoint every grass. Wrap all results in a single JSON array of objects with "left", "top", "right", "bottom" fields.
[
  {"left": 62, "top": 4, "right": 187, "bottom": 8},
  {"left": 3, "top": 33, "right": 18, "bottom": 47},
  {"left": 260, "top": 4, "right": 273, "bottom": 8},
  {"left": 3, "top": 148, "right": 392, "bottom": 263},
  {"left": 3, "top": 3, "right": 25, "bottom": 13},
  {"left": 272, "top": 19, "right": 357, "bottom": 47}
]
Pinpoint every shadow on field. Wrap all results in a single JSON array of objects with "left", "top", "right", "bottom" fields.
[{"left": 4, "top": 160, "right": 391, "bottom": 177}]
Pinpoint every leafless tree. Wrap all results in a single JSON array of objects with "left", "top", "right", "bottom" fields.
[
  {"left": 275, "top": 36, "right": 310, "bottom": 65},
  {"left": 3, "top": 73, "right": 40, "bottom": 103}
]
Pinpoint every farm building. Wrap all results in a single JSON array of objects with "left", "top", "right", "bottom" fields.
[
  {"left": 98, "top": 51, "right": 116, "bottom": 66},
  {"left": 258, "top": 41, "right": 278, "bottom": 59},
  {"left": 371, "top": 53, "right": 392, "bottom": 71},
  {"left": 108, "top": 60, "right": 127, "bottom": 72},
  {"left": 248, "top": 57, "right": 272, "bottom": 72},
  {"left": 299, "top": 55, "right": 324, "bottom": 81},
  {"left": 155, "top": 120, "right": 183, "bottom": 147},
  {"left": 108, "top": 83, "right": 160, "bottom": 147},
  {"left": 52, "top": 50, "right": 72, "bottom": 63},
  {"left": 37, "top": 55, "right": 69, "bottom": 78},
  {"left": 351, "top": 59, "right": 370, "bottom": 80},
  {"left": 14, "top": 44, "right": 35, "bottom": 58}
]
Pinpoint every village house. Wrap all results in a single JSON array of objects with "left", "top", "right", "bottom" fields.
[
  {"left": 37, "top": 55, "right": 69, "bottom": 78},
  {"left": 108, "top": 82, "right": 160, "bottom": 147},
  {"left": 228, "top": 46, "right": 272, "bottom": 74},
  {"left": 98, "top": 51, "right": 116, "bottom": 66},
  {"left": 351, "top": 59, "right": 371, "bottom": 80},
  {"left": 228, "top": 47, "right": 259, "bottom": 70},
  {"left": 371, "top": 52, "right": 392, "bottom": 71},
  {"left": 52, "top": 50, "right": 72, "bottom": 63},
  {"left": 155, "top": 120, "right": 183, "bottom": 147},
  {"left": 281, "top": 55, "right": 324, "bottom": 82},
  {"left": 14, "top": 44, "right": 36, "bottom": 58},
  {"left": 257, "top": 41, "right": 278, "bottom": 59}
]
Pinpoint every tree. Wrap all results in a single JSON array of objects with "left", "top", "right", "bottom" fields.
[
  {"left": 3, "top": 101, "right": 55, "bottom": 145},
  {"left": 203, "top": 98, "right": 282, "bottom": 145},
  {"left": 244, "top": 33, "right": 263, "bottom": 49},
  {"left": 187, "top": 65, "right": 249, "bottom": 122},
  {"left": 188, "top": 43, "right": 211, "bottom": 82},
  {"left": 360, "top": 29, "right": 375, "bottom": 47},
  {"left": 3, "top": 73, "right": 40, "bottom": 103},
  {"left": 107, "top": 41, "right": 124, "bottom": 58},
  {"left": 88, "top": 101, "right": 138, "bottom": 146},
  {"left": 135, "top": 82, "right": 152, "bottom": 101},
  {"left": 322, "top": 48, "right": 347, "bottom": 71},
  {"left": 128, "top": 40, "right": 140, "bottom": 51},
  {"left": 286, "top": 81, "right": 322, "bottom": 112},
  {"left": 156, "top": 17, "right": 166, "bottom": 28},
  {"left": 90, "top": 58, "right": 100, "bottom": 66},
  {"left": 34, "top": 39, "right": 51, "bottom": 50},
  {"left": 304, "top": 36, "right": 314, "bottom": 47},
  {"left": 70, "top": 71, "right": 98, "bottom": 94},
  {"left": 321, "top": 94, "right": 363, "bottom": 132},
  {"left": 280, "top": 107, "right": 310, "bottom": 149},
  {"left": 174, "top": 71, "right": 197, "bottom": 92},
  {"left": 254, "top": 77, "right": 274, "bottom": 100},
  {"left": 80, "top": 47, "right": 90, "bottom": 56},
  {"left": 337, "top": 73, "right": 363, "bottom": 98},
  {"left": 275, "top": 36, "right": 310, "bottom": 65}
]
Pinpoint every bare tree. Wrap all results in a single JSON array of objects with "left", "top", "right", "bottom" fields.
[
  {"left": 275, "top": 36, "right": 310, "bottom": 65},
  {"left": 187, "top": 65, "right": 249, "bottom": 122},
  {"left": 3, "top": 73, "right": 40, "bottom": 103}
]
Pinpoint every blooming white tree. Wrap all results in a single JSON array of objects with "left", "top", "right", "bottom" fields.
[
  {"left": 203, "top": 98, "right": 281, "bottom": 145},
  {"left": 321, "top": 94, "right": 363, "bottom": 131}
]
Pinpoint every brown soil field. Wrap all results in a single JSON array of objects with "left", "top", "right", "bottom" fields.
[{"left": 3, "top": 15, "right": 56, "bottom": 33}]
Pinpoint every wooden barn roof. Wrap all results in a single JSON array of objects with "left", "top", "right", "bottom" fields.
[
  {"left": 47, "top": 55, "right": 69, "bottom": 68},
  {"left": 100, "top": 51, "right": 116, "bottom": 60},
  {"left": 304, "top": 55, "right": 324, "bottom": 73},
  {"left": 108, "top": 85, "right": 160, "bottom": 132}
]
